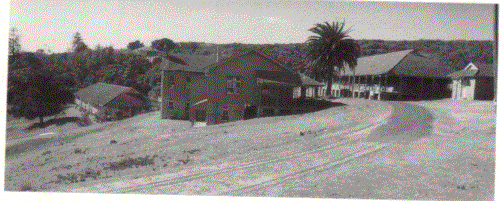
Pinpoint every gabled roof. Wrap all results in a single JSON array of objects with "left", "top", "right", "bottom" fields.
[
  {"left": 447, "top": 62, "right": 496, "bottom": 78},
  {"left": 75, "top": 82, "right": 138, "bottom": 107},
  {"left": 202, "top": 49, "right": 290, "bottom": 74},
  {"left": 340, "top": 50, "right": 413, "bottom": 76},
  {"left": 299, "top": 73, "right": 324, "bottom": 86},
  {"left": 255, "top": 70, "right": 302, "bottom": 86},
  {"left": 390, "top": 53, "right": 454, "bottom": 78},
  {"left": 339, "top": 49, "right": 453, "bottom": 78},
  {"left": 161, "top": 54, "right": 218, "bottom": 72},
  {"left": 447, "top": 63, "right": 478, "bottom": 79},
  {"left": 475, "top": 63, "right": 496, "bottom": 77}
]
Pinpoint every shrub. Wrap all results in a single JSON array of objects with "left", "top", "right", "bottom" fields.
[
  {"left": 20, "top": 184, "right": 33, "bottom": 191},
  {"left": 104, "top": 156, "right": 155, "bottom": 171},
  {"left": 77, "top": 112, "right": 92, "bottom": 127},
  {"left": 74, "top": 148, "right": 81, "bottom": 153}
]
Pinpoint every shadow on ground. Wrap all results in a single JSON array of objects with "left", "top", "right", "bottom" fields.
[
  {"left": 25, "top": 117, "right": 80, "bottom": 130},
  {"left": 367, "top": 101, "right": 434, "bottom": 144},
  {"left": 277, "top": 98, "right": 348, "bottom": 116}
]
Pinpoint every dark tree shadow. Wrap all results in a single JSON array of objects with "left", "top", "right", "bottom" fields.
[
  {"left": 276, "top": 98, "right": 348, "bottom": 116},
  {"left": 366, "top": 102, "right": 434, "bottom": 145},
  {"left": 25, "top": 117, "right": 79, "bottom": 130}
]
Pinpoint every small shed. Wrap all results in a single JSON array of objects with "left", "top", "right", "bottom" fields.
[
  {"left": 297, "top": 73, "right": 325, "bottom": 98},
  {"left": 448, "top": 62, "right": 496, "bottom": 100}
]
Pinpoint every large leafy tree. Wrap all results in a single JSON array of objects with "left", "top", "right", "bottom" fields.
[
  {"left": 306, "top": 21, "right": 361, "bottom": 96},
  {"left": 134, "top": 38, "right": 187, "bottom": 65},
  {"left": 8, "top": 69, "right": 74, "bottom": 126},
  {"left": 127, "top": 40, "right": 145, "bottom": 50}
]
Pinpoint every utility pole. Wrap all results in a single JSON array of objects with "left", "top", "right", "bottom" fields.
[{"left": 494, "top": 4, "right": 498, "bottom": 102}]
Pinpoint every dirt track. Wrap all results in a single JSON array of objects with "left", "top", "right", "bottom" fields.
[
  {"left": 7, "top": 99, "right": 494, "bottom": 200},
  {"left": 54, "top": 100, "right": 435, "bottom": 196}
]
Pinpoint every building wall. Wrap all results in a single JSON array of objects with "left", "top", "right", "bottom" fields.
[
  {"left": 474, "top": 77, "right": 494, "bottom": 100},
  {"left": 206, "top": 52, "right": 291, "bottom": 124},
  {"left": 161, "top": 70, "right": 204, "bottom": 119},
  {"left": 451, "top": 78, "right": 476, "bottom": 100},
  {"left": 189, "top": 75, "right": 209, "bottom": 122}
]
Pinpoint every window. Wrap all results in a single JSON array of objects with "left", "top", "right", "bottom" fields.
[
  {"left": 462, "top": 79, "right": 471, "bottom": 86},
  {"left": 221, "top": 106, "right": 229, "bottom": 122},
  {"left": 186, "top": 76, "right": 191, "bottom": 83},
  {"left": 262, "top": 88, "right": 270, "bottom": 95},
  {"left": 227, "top": 76, "right": 242, "bottom": 94},
  {"left": 166, "top": 99, "right": 174, "bottom": 110},
  {"left": 167, "top": 75, "right": 175, "bottom": 89}
]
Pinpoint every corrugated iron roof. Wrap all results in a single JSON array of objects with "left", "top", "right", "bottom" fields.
[
  {"left": 161, "top": 54, "right": 219, "bottom": 72},
  {"left": 390, "top": 53, "right": 454, "bottom": 78},
  {"left": 340, "top": 49, "right": 454, "bottom": 78},
  {"left": 475, "top": 63, "right": 496, "bottom": 77},
  {"left": 75, "top": 82, "right": 137, "bottom": 107},
  {"left": 340, "top": 50, "right": 413, "bottom": 76},
  {"left": 299, "top": 73, "right": 324, "bottom": 86},
  {"left": 202, "top": 50, "right": 290, "bottom": 73},
  {"left": 447, "top": 62, "right": 496, "bottom": 78},
  {"left": 447, "top": 63, "right": 478, "bottom": 79},
  {"left": 255, "top": 70, "right": 302, "bottom": 86}
]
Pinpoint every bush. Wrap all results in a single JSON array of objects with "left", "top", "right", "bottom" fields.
[
  {"left": 55, "top": 167, "right": 101, "bottom": 184},
  {"left": 104, "top": 156, "right": 155, "bottom": 171},
  {"left": 20, "top": 184, "right": 34, "bottom": 191},
  {"left": 77, "top": 112, "right": 92, "bottom": 127}
]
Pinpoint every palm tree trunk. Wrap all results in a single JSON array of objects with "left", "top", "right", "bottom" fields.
[{"left": 326, "top": 78, "right": 333, "bottom": 97}]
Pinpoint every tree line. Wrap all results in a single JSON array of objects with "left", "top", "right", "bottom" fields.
[{"left": 7, "top": 28, "right": 495, "bottom": 125}]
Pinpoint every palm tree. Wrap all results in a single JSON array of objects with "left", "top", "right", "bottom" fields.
[{"left": 306, "top": 21, "right": 361, "bottom": 97}]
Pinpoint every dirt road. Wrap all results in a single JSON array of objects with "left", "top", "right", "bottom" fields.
[
  {"left": 10, "top": 99, "right": 493, "bottom": 200},
  {"left": 54, "top": 101, "right": 434, "bottom": 196}
]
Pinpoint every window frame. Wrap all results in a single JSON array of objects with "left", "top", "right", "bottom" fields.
[
  {"left": 226, "top": 76, "right": 242, "bottom": 94},
  {"left": 167, "top": 75, "right": 175, "bottom": 89},
  {"left": 166, "top": 99, "right": 174, "bottom": 110},
  {"left": 221, "top": 106, "right": 229, "bottom": 122}
]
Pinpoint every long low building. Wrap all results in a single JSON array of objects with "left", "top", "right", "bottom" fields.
[
  {"left": 75, "top": 82, "right": 151, "bottom": 121},
  {"left": 329, "top": 49, "right": 456, "bottom": 100}
]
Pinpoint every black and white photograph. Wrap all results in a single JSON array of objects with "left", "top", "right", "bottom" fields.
[{"left": 3, "top": 0, "right": 497, "bottom": 200}]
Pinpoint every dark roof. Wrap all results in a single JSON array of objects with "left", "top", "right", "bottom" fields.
[
  {"left": 341, "top": 50, "right": 413, "bottom": 76},
  {"left": 75, "top": 82, "right": 138, "bottom": 107},
  {"left": 202, "top": 49, "right": 290, "bottom": 73},
  {"left": 390, "top": 53, "right": 455, "bottom": 78},
  {"left": 447, "top": 62, "right": 496, "bottom": 78},
  {"left": 447, "top": 63, "right": 478, "bottom": 79},
  {"left": 105, "top": 93, "right": 149, "bottom": 108},
  {"left": 340, "top": 49, "right": 454, "bottom": 78},
  {"left": 475, "top": 63, "right": 496, "bottom": 77},
  {"left": 255, "top": 70, "right": 302, "bottom": 86},
  {"left": 161, "top": 54, "right": 219, "bottom": 72},
  {"left": 299, "top": 73, "right": 324, "bottom": 86}
]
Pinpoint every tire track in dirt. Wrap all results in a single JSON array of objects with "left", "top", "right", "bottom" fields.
[
  {"left": 59, "top": 100, "right": 401, "bottom": 194},
  {"left": 218, "top": 143, "right": 388, "bottom": 196},
  {"left": 78, "top": 121, "right": 383, "bottom": 194},
  {"left": 211, "top": 102, "right": 433, "bottom": 197},
  {"left": 63, "top": 102, "right": 391, "bottom": 194}
]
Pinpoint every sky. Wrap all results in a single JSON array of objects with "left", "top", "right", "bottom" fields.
[{"left": 8, "top": 0, "right": 497, "bottom": 53}]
